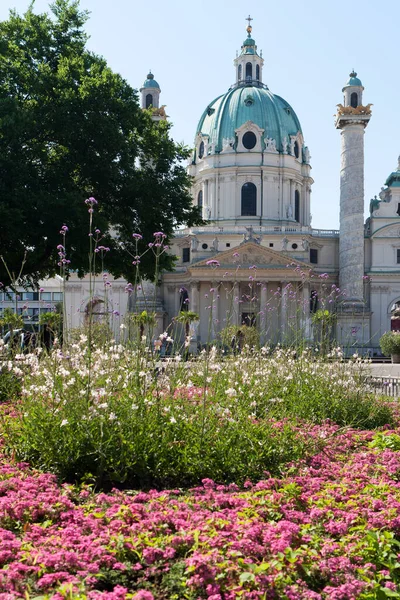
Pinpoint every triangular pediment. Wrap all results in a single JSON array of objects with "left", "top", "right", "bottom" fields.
[{"left": 191, "top": 242, "right": 309, "bottom": 269}]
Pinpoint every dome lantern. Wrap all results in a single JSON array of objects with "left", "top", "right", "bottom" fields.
[
  {"left": 140, "top": 70, "right": 161, "bottom": 110},
  {"left": 233, "top": 16, "right": 264, "bottom": 87},
  {"left": 342, "top": 70, "right": 364, "bottom": 108}
]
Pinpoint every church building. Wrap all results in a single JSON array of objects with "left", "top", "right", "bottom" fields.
[{"left": 139, "top": 19, "right": 400, "bottom": 352}]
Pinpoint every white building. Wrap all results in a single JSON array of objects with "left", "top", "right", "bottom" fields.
[{"left": 150, "top": 21, "right": 400, "bottom": 353}]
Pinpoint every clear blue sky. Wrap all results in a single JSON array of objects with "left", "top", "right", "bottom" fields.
[{"left": 1, "top": 0, "right": 399, "bottom": 230}]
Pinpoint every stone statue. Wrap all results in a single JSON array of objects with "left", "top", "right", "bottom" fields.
[
  {"left": 265, "top": 137, "right": 277, "bottom": 153},
  {"left": 301, "top": 237, "right": 309, "bottom": 251},
  {"left": 397, "top": 156, "right": 400, "bottom": 172},
  {"left": 304, "top": 147, "right": 311, "bottom": 164},
  {"left": 206, "top": 206, "right": 211, "bottom": 219},
  {"left": 190, "top": 235, "right": 198, "bottom": 251},
  {"left": 290, "top": 136, "right": 296, "bottom": 156},
  {"left": 211, "top": 237, "right": 219, "bottom": 252},
  {"left": 222, "top": 138, "right": 235, "bottom": 152},
  {"left": 281, "top": 237, "right": 289, "bottom": 251},
  {"left": 282, "top": 136, "right": 288, "bottom": 154},
  {"left": 286, "top": 204, "right": 293, "bottom": 219}
]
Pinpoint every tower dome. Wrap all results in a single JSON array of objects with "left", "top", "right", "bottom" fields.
[
  {"left": 189, "top": 19, "right": 312, "bottom": 227},
  {"left": 196, "top": 86, "right": 302, "bottom": 154}
]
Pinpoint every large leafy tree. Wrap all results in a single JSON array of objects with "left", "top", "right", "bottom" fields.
[{"left": 0, "top": 0, "right": 201, "bottom": 287}]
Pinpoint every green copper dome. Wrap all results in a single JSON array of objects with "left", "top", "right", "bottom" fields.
[
  {"left": 343, "top": 70, "right": 363, "bottom": 89},
  {"left": 196, "top": 85, "right": 302, "bottom": 153},
  {"left": 142, "top": 72, "right": 160, "bottom": 89}
]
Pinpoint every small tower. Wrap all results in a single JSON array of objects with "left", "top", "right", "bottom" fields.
[
  {"left": 139, "top": 72, "right": 166, "bottom": 121},
  {"left": 233, "top": 16, "right": 264, "bottom": 86},
  {"left": 335, "top": 71, "right": 372, "bottom": 344}
]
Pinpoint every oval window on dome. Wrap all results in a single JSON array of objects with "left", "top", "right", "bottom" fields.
[
  {"left": 294, "top": 141, "right": 300, "bottom": 159},
  {"left": 242, "top": 131, "right": 257, "bottom": 150},
  {"left": 198, "top": 141, "right": 204, "bottom": 159}
]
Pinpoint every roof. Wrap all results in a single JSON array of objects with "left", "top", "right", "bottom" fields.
[
  {"left": 343, "top": 70, "right": 363, "bottom": 89},
  {"left": 196, "top": 85, "right": 302, "bottom": 153},
  {"left": 141, "top": 72, "right": 160, "bottom": 90}
]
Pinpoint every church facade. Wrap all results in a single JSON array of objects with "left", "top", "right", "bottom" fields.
[{"left": 142, "top": 20, "right": 400, "bottom": 353}]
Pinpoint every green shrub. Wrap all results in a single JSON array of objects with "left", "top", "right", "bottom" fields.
[{"left": 379, "top": 331, "right": 400, "bottom": 356}]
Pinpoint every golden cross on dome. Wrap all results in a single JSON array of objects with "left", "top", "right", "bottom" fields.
[{"left": 246, "top": 15, "right": 253, "bottom": 27}]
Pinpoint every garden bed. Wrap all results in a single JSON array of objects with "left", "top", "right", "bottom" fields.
[{"left": 0, "top": 424, "right": 400, "bottom": 598}]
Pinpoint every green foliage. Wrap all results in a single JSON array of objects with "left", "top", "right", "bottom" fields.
[
  {"left": 0, "top": 307, "right": 23, "bottom": 331},
  {"left": 0, "top": 0, "right": 202, "bottom": 286},
  {"left": 0, "top": 369, "right": 21, "bottom": 403},
  {"left": 39, "top": 311, "right": 62, "bottom": 331},
  {"left": 3, "top": 343, "right": 394, "bottom": 491},
  {"left": 219, "top": 324, "right": 260, "bottom": 351},
  {"left": 380, "top": 331, "right": 400, "bottom": 356}
]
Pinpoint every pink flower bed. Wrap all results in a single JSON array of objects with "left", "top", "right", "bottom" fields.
[{"left": 0, "top": 424, "right": 400, "bottom": 598}]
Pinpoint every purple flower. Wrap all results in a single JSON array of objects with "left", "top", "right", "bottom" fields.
[
  {"left": 132, "top": 233, "right": 143, "bottom": 240},
  {"left": 85, "top": 197, "right": 98, "bottom": 206},
  {"left": 206, "top": 259, "right": 220, "bottom": 267},
  {"left": 153, "top": 231, "right": 166, "bottom": 238}
]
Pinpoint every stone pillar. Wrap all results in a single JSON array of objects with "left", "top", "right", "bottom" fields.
[
  {"left": 280, "top": 282, "right": 287, "bottom": 341},
  {"left": 301, "top": 281, "right": 312, "bottom": 340},
  {"left": 336, "top": 106, "right": 371, "bottom": 306},
  {"left": 260, "top": 281, "right": 268, "bottom": 343},
  {"left": 211, "top": 281, "right": 219, "bottom": 337},
  {"left": 190, "top": 280, "right": 200, "bottom": 314},
  {"left": 335, "top": 84, "right": 372, "bottom": 348}
]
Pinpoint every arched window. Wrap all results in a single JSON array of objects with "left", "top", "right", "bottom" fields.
[
  {"left": 294, "top": 190, "right": 300, "bottom": 222},
  {"left": 294, "top": 141, "right": 300, "bottom": 159},
  {"left": 351, "top": 92, "right": 358, "bottom": 108},
  {"left": 198, "top": 141, "right": 204, "bottom": 159},
  {"left": 245, "top": 62, "right": 252, "bottom": 80},
  {"left": 256, "top": 64, "right": 260, "bottom": 81},
  {"left": 238, "top": 64, "right": 242, "bottom": 81},
  {"left": 145, "top": 94, "right": 153, "bottom": 108},
  {"left": 197, "top": 190, "right": 203, "bottom": 208},
  {"left": 241, "top": 182, "right": 257, "bottom": 216}
]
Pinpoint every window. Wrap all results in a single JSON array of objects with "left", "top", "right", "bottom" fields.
[
  {"left": 226, "top": 243, "right": 230, "bottom": 247},
  {"left": 52, "top": 292, "right": 63, "bottom": 302},
  {"left": 198, "top": 141, "right": 204, "bottom": 159},
  {"left": 292, "top": 243, "right": 298, "bottom": 250},
  {"left": 310, "top": 291, "right": 318, "bottom": 314},
  {"left": 397, "top": 203, "right": 400, "bottom": 217},
  {"left": 22, "top": 292, "right": 39, "bottom": 301},
  {"left": 242, "top": 131, "right": 256, "bottom": 150},
  {"left": 269, "top": 243, "right": 274, "bottom": 247},
  {"left": 245, "top": 62, "right": 252, "bottom": 80},
  {"left": 179, "top": 288, "right": 189, "bottom": 311},
  {"left": 350, "top": 92, "right": 358, "bottom": 108},
  {"left": 294, "top": 141, "right": 300, "bottom": 159},
  {"left": 40, "top": 292, "right": 52, "bottom": 301},
  {"left": 238, "top": 64, "right": 242, "bottom": 80},
  {"left": 145, "top": 93, "right": 153, "bottom": 108},
  {"left": 397, "top": 249, "right": 400, "bottom": 264},
  {"left": 202, "top": 243, "right": 208, "bottom": 250},
  {"left": 310, "top": 248, "right": 318, "bottom": 264},
  {"left": 294, "top": 190, "right": 300, "bottom": 222},
  {"left": 197, "top": 190, "right": 203, "bottom": 208},
  {"left": 256, "top": 64, "right": 260, "bottom": 81},
  {"left": 182, "top": 248, "right": 190, "bottom": 263},
  {"left": 241, "top": 182, "right": 257, "bottom": 216},
  {"left": 241, "top": 312, "right": 256, "bottom": 327}
]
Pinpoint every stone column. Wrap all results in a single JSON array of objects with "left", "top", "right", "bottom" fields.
[
  {"left": 301, "top": 281, "right": 312, "bottom": 340},
  {"left": 211, "top": 281, "right": 219, "bottom": 337},
  {"left": 190, "top": 280, "right": 200, "bottom": 314},
  {"left": 280, "top": 282, "right": 287, "bottom": 341},
  {"left": 336, "top": 113, "right": 371, "bottom": 306},
  {"left": 260, "top": 281, "right": 268, "bottom": 343}
]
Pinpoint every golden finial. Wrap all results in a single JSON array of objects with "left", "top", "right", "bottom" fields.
[{"left": 246, "top": 14, "right": 253, "bottom": 36}]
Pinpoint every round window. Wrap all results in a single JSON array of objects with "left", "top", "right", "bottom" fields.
[
  {"left": 202, "top": 243, "right": 208, "bottom": 250},
  {"left": 292, "top": 243, "right": 298, "bottom": 250},
  {"left": 242, "top": 131, "right": 257, "bottom": 150}
]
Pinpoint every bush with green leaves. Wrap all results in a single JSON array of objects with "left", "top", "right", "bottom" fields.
[
  {"left": 379, "top": 331, "right": 400, "bottom": 356},
  {"left": 2, "top": 340, "right": 393, "bottom": 490}
]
